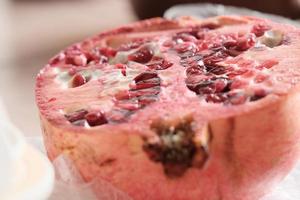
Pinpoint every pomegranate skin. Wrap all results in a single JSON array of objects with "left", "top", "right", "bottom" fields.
[{"left": 36, "top": 16, "right": 300, "bottom": 200}]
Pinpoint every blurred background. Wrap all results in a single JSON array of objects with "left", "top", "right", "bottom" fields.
[{"left": 0, "top": 0, "right": 300, "bottom": 136}]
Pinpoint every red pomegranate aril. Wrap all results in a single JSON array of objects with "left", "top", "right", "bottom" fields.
[
  {"left": 115, "top": 63, "right": 127, "bottom": 76},
  {"left": 162, "top": 39, "right": 175, "bottom": 47},
  {"left": 68, "top": 67, "right": 77, "bottom": 76},
  {"left": 227, "top": 68, "right": 249, "bottom": 78},
  {"left": 250, "top": 89, "right": 267, "bottom": 101},
  {"left": 159, "top": 60, "right": 173, "bottom": 70},
  {"left": 114, "top": 90, "right": 131, "bottom": 101},
  {"left": 223, "top": 39, "right": 238, "bottom": 48},
  {"left": 207, "top": 65, "right": 227, "bottom": 75},
  {"left": 130, "top": 86, "right": 160, "bottom": 97},
  {"left": 175, "top": 33, "right": 198, "bottom": 42},
  {"left": 130, "top": 82, "right": 160, "bottom": 90},
  {"left": 85, "top": 111, "right": 108, "bottom": 126},
  {"left": 71, "top": 74, "right": 87, "bottom": 88},
  {"left": 205, "top": 93, "right": 227, "bottom": 103},
  {"left": 228, "top": 93, "right": 248, "bottom": 105},
  {"left": 118, "top": 39, "right": 145, "bottom": 51},
  {"left": 225, "top": 49, "right": 241, "bottom": 57},
  {"left": 115, "top": 99, "right": 140, "bottom": 111},
  {"left": 73, "top": 54, "right": 88, "bottom": 66},
  {"left": 256, "top": 60, "right": 279, "bottom": 69},
  {"left": 230, "top": 79, "right": 248, "bottom": 89},
  {"left": 108, "top": 109, "right": 129, "bottom": 122},
  {"left": 148, "top": 60, "right": 173, "bottom": 71},
  {"left": 186, "top": 66, "right": 206, "bottom": 76},
  {"left": 85, "top": 48, "right": 108, "bottom": 64},
  {"left": 175, "top": 42, "right": 195, "bottom": 53},
  {"left": 100, "top": 47, "right": 117, "bottom": 58},
  {"left": 203, "top": 52, "right": 228, "bottom": 65},
  {"left": 181, "top": 55, "right": 202, "bottom": 65},
  {"left": 214, "top": 78, "right": 228, "bottom": 93},
  {"left": 251, "top": 24, "right": 271, "bottom": 37},
  {"left": 138, "top": 95, "right": 158, "bottom": 106},
  {"left": 236, "top": 34, "right": 256, "bottom": 51},
  {"left": 196, "top": 82, "right": 215, "bottom": 95},
  {"left": 65, "top": 109, "right": 88, "bottom": 123},
  {"left": 128, "top": 47, "right": 153, "bottom": 63},
  {"left": 50, "top": 53, "right": 65, "bottom": 65},
  {"left": 254, "top": 74, "right": 268, "bottom": 83},
  {"left": 134, "top": 71, "right": 158, "bottom": 83}
]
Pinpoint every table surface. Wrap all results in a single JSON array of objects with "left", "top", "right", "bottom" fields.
[{"left": 0, "top": 0, "right": 136, "bottom": 136}]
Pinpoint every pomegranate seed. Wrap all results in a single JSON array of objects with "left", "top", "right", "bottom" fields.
[
  {"left": 250, "top": 89, "right": 267, "bottom": 101},
  {"left": 195, "top": 81, "right": 215, "bottom": 95},
  {"left": 138, "top": 95, "right": 158, "bottom": 106},
  {"left": 205, "top": 94, "right": 227, "bottom": 103},
  {"left": 71, "top": 74, "right": 86, "bottom": 88},
  {"left": 254, "top": 74, "right": 268, "bottom": 83},
  {"left": 175, "top": 33, "right": 197, "bottom": 42},
  {"left": 85, "top": 111, "right": 108, "bottom": 126},
  {"left": 159, "top": 60, "right": 173, "bottom": 70},
  {"left": 50, "top": 53, "right": 65, "bottom": 65},
  {"left": 207, "top": 65, "right": 227, "bottom": 75},
  {"left": 115, "top": 101, "right": 140, "bottom": 111},
  {"left": 65, "top": 109, "right": 88, "bottom": 123},
  {"left": 115, "top": 63, "right": 127, "bottom": 76},
  {"left": 203, "top": 51, "right": 228, "bottom": 65},
  {"left": 228, "top": 93, "right": 248, "bottom": 105},
  {"left": 230, "top": 79, "right": 248, "bottom": 90},
  {"left": 223, "top": 39, "right": 237, "bottom": 48},
  {"left": 236, "top": 34, "right": 256, "bottom": 51},
  {"left": 186, "top": 66, "right": 205, "bottom": 76},
  {"left": 72, "top": 74, "right": 87, "bottom": 88},
  {"left": 73, "top": 54, "right": 88, "bottom": 66},
  {"left": 128, "top": 47, "right": 153, "bottom": 63},
  {"left": 118, "top": 39, "right": 145, "bottom": 51},
  {"left": 68, "top": 67, "right": 77, "bottom": 76},
  {"left": 162, "top": 39, "right": 175, "bottom": 47},
  {"left": 256, "top": 60, "right": 278, "bottom": 70},
  {"left": 242, "top": 70, "right": 256, "bottom": 78},
  {"left": 130, "top": 82, "right": 160, "bottom": 90},
  {"left": 175, "top": 42, "right": 194, "bottom": 53},
  {"left": 99, "top": 47, "right": 117, "bottom": 57},
  {"left": 114, "top": 90, "right": 131, "bottom": 101},
  {"left": 251, "top": 24, "right": 271, "bottom": 37},
  {"left": 197, "top": 41, "right": 209, "bottom": 50},
  {"left": 227, "top": 68, "right": 249, "bottom": 78},
  {"left": 134, "top": 71, "right": 158, "bottom": 83},
  {"left": 85, "top": 48, "right": 108, "bottom": 64},
  {"left": 147, "top": 58, "right": 173, "bottom": 70},
  {"left": 130, "top": 86, "right": 160, "bottom": 97},
  {"left": 214, "top": 78, "right": 228, "bottom": 93},
  {"left": 225, "top": 49, "right": 241, "bottom": 57}
]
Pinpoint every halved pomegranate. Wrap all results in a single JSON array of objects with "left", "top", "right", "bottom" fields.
[{"left": 36, "top": 16, "right": 300, "bottom": 200}]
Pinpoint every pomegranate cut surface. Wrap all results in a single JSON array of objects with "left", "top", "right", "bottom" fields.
[{"left": 36, "top": 16, "right": 300, "bottom": 200}]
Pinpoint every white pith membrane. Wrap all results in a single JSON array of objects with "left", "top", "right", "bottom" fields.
[{"left": 36, "top": 17, "right": 300, "bottom": 194}]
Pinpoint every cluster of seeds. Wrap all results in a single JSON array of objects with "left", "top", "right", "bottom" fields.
[
  {"left": 58, "top": 22, "right": 283, "bottom": 126},
  {"left": 168, "top": 24, "right": 280, "bottom": 104}
]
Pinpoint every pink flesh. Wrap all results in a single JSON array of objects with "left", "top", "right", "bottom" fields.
[{"left": 36, "top": 16, "right": 300, "bottom": 200}]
